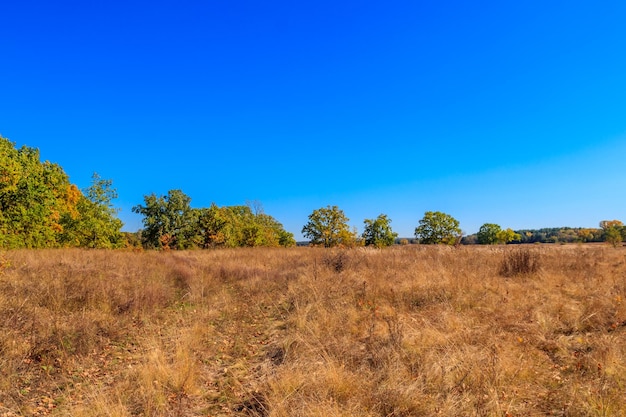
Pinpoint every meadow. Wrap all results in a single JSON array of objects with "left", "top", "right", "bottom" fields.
[{"left": 0, "top": 245, "right": 625, "bottom": 416}]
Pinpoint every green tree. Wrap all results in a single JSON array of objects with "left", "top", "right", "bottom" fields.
[
  {"left": 496, "top": 228, "right": 521, "bottom": 244},
  {"left": 604, "top": 228, "right": 622, "bottom": 247},
  {"left": 196, "top": 204, "right": 229, "bottom": 248},
  {"left": 60, "top": 173, "right": 123, "bottom": 248},
  {"left": 362, "top": 214, "right": 397, "bottom": 248},
  {"left": 0, "top": 137, "right": 82, "bottom": 248},
  {"left": 277, "top": 228, "right": 297, "bottom": 247},
  {"left": 600, "top": 220, "right": 624, "bottom": 247},
  {"left": 302, "top": 205, "right": 356, "bottom": 247},
  {"left": 256, "top": 212, "right": 296, "bottom": 247},
  {"left": 132, "top": 189, "right": 196, "bottom": 249},
  {"left": 1, "top": 137, "right": 127, "bottom": 249},
  {"left": 477, "top": 223, "right": 502, "bottom": 244},
  {"left": 414, "top": 211, "right": 461, "bottom": 245},
  {"left": 195, "top": 203, "right": 295, "bottom": 249}
]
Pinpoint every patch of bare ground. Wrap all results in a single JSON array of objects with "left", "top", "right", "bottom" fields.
[{"left": 0, "top": 244, "right": 625, "bottom": 416}]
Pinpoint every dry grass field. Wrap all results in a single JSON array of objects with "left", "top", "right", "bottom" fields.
[{"left": 1, "top": 245, "right": 625, "bottom": 416}]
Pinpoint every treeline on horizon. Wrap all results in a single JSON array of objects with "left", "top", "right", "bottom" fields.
[
  {"left": 0, "top": 137, "right": 295, "bottom": 250},
  {"left": 462, "top": 226, "right": 612, "bottom": 245},
  {"left": 1, "top": 136, "right": 624, "bottom": 250}
]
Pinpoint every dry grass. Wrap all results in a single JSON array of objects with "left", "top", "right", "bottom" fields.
[{"left": 1, "top": 245, "right": 625, "bottom": 416}]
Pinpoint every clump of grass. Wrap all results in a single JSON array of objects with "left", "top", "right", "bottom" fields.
[{"left": 499, "top": 248, "right": 541, "bottom": 276}]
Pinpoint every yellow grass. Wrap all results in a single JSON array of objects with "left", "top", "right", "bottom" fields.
[{"left": 1, "top": 245, "right": 625, "bottom": 416}]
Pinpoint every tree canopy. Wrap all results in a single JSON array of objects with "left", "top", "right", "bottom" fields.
[
  {"left": 477, "top": 223, "right": 520, "bottom": 244},
  {"left": 133, "top": 192, "right": 295, "bottom": 249},
  {"left": 0, "top": 136, "right": 123, "bottom": 248},
  {"left": 600, "top": 220, "right": 625, "bottom": 247},
  {"left": 362, "top": 214, "right": 397, "bottom": 247},
  {"left": 59, "top": 173, "right": 124, "bottom": 248},
  {"left": 132, "top": 189, "right": 197, "bottom": 249},
  {"left": 414, "top": 211, "right": 461, "bottom": 245},
  {"left": 477, "top": 223, "right": 502, "bottom": 245},
  {"left": 302, "top": 205, "right": 357, "bottom": 247}
]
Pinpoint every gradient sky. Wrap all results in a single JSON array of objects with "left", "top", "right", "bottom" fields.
[{"left": 2, "top": 1, "right": 625, "bottom": 239}]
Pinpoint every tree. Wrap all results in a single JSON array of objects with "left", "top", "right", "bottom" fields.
[
  {"left": 132, "top": 189, "right": 196, "bottom": 249},
  {"left": 193, "top": 203, "right": 296, "bottom": 249},
  {"left": 496, "top": 228, "right": 521, "bottom": 244},
  {"left": 599, "top": 220, "right": 623, "bottom": 230},
  {"left": 0, "top": 137, "right": 127, "bottom": 249},
  {"left": 600, "top": 220, "right": 624, "bottom": 247},
  {"left": 256, "top": 212, "right": 296, "bottom": 247},
  {"left": 60, "top": 173, "right": 123, "bottom": 248},
  {"left": 196, "top": 204, "right": 229, "bottom": 248},
  {"left": 0, "top": 136, "right": 85, "bottom": 248},
  {"left": 477, "top": 223, "right": 502, "bottom": 244},
  {"left": 414, "top": 211, "right": 461, "bottom": 245},
  {"left": 604, "top": 228, "right": 623, "bottom": 247},
  {"left": 577, "top": 228, "right": 596, "bottom": 243},
  {"left": 302, "top": 205, "right": 356, "bottom": 247},
  {"left": 362, "top": 214, "right": 397, "bottom": 248}
]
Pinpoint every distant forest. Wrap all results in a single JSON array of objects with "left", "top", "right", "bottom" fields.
[
  {"left": 1, "top": 137, "right": 624, "bottom": 249},
  {"left": 462, "top": 227, "right": 605, "bottom": 245}
]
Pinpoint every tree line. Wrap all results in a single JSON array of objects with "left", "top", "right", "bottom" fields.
[
  {"left": 0, "top": 137, "right": 296, "bottom": 249},
  {"left": 463, "top": 222, "right": 626, "bottom": 246},
  {"left": 131, "top": 190, "right": 295, "bottom": 249},
  {"left": 299, "top": 206, "right": 626, "bottom": 247},
  {"left": 1, "top": 136, "right": 624, "bottom": 249}
]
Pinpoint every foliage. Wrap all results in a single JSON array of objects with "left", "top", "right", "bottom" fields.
[
  {"left": 302, "top": 205, "right": 357, "bottom": 247},
  {"left": 132, "top": 190, "right": 197, "bottom": 249},
  {"left": 0, "top": 138, "right": 68, "bottom": 247},
  {"left": 496, "top": 228, "right": 521, "bottom": 244},
  {"left": 257, "top": 212, "right": 296, "bottom": 247},
  {"left": 133, "top": 194, "right": 295, "bottom": 249},
  {"left": 121, "top": 231, "right": 143, "bottom": 248},
  {"left": 477, "top": 223, "right": 502, "bottom": 244},
  {"left": 59, "top": 173, "right": 124, "bottom": 248},
  {"left": 414, "top": 211, "right": 461, "bottom": 245},
  {"left": 600, "top": 220, "right": 624, "bottom": 247},
  {"left": 196, "top": 203, "right": 229, "bottom": 248},
  {"left": 498, "top": 227, "right": 604, "bottom": 244},
  {"left": 577, "top": 228, "right": 597, "bottom": 242},
  {"left": 599, "top": 219, "right": 624, "bottom": 230},
  {"left": 469, "top": 225, "right": 626, "bottom": 245},
  {"left": 0, "top": 136, "right": 123, "bottom": 248},
  {"left": 477, "top": 223, "right": 520, "bottom": 245},
  {"left": 196, "top": 204, "right": 294, "bottom": 248},
  {"left": 362, "top": 214, "right": 398, "bottom": 247}
]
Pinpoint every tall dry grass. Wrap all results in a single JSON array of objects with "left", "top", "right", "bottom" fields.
[{"left": 0, "top": 245, "right": 625, "bottom": 416}]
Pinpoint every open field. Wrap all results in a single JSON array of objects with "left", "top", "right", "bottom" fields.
[{"left": 1, "top": 245, "right": 625, "bottom": 416}]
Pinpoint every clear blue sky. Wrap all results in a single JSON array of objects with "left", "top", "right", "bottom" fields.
[{"left": 2, "top": 1, "right": 625, "bottom": 239}]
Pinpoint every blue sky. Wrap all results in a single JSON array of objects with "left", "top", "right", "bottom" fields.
[{"left": 2, "top": 1, "right": 625, "bottom": 239}]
